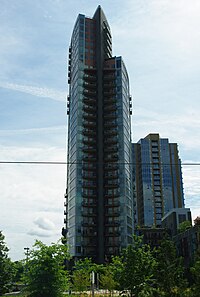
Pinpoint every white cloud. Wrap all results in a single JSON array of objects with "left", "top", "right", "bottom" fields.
[
  {"left": 0, "top": 82, "right": 66, "bottom": 102},
  {"left": 183, "top": 164, "right": 200, "bottom": 198},
  {"left": 132, "top": 107, "right": 200, "bottom": 152},
  {"left": 34, "top": 217, "right": 55, "bottom": 231},
  {"left": 0, "top": 145, "right": 66, "bottom": 260},
  {"left": 113, "top": 0, "right": 200, "bottom": 59},
  {"left": 0, "top": 126, "right": 65, "bottom": 136},
  {"left": 27, "top": 229, "right": 53, "bottom": 238}
]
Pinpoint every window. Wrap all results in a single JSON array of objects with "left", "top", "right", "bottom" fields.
[
  {"left": 116, "top": 59, "right": 121, "bottom": 68},
  {"left": 76, "top": 246, "right": 81, "bottom": 253},
  {"left": 179, "top": 214, "right": 186, "bottom": 223}
]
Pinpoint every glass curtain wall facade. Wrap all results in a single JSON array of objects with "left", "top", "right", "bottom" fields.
[
  {"left": 63, "top": 6, "right": 133, "bottom": 263},
  {"left": 132, "top": 133, "right": 184, "bottom": 227}
]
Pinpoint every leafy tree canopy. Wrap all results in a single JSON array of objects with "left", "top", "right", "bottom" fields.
[
  {"left": 112, "top": 235, "right": 157, "bottom": 297},
  {"left": 154, "top": 238, "right": 188, "bottom": 297},
  {"left": 100, "top": 265, "right": 118, "bottom": 296},
  {"left": 178, "top": 221, "right": 192, "bottom": 233},
  {"left": 190, "top": 253, "right": 200, "bottom": 297},
  {"left": 24, "top": 240, "right": 70, "bottom": 297},
  {"left": 71, "top": 258, "right": 102, "bottom": 293},
  {"left": 0, "top": 231, "right": 14, "bottom": 295},
  {"left": 194, "top": 216, "right": 200, "bottom": 226}
]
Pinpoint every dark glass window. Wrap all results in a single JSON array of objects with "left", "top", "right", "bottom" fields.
[
  {"left": 179, "top": 214, "right": 186, "bottom": 223},
  {"left": 116, "top": 59, "right": 121, "bottom": 68}
]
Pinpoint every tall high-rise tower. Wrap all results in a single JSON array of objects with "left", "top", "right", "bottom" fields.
[
  {"left": 132, "top": 133, "right": 184, "bottom": 228},
  {"left": 63, "top": 6, "right": 133, "bottom": 263}
]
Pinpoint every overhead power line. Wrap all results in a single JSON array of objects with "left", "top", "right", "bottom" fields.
[{"left": 0, "top": 161, "right": 200, "bottom": 166}]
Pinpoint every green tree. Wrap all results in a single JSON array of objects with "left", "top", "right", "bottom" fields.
[
  {"left": 24, "top": 240, "right": 70, "bottom": 297},
  {"left": 0, "top": 231, "right": 14, "bottom": 295},
  {"left": 190, "top": 253, "right": 200, "bottom": 297},
  {"left": 154, "top": 238, "right": 188, "bottom": 297},
  {"left": 71, "top": 258, "right": 99, "bottom": 294},
  {"left": 178, "top": 221, "right": 192, "bottom": 233},
  {"left": 100, "top": 265, "right": 118, "bottom": 296},
  {"left": 194, "top": 216, "right": 200, "bottom": 226},
  {"left": 72, "top": 269, "right": 90, "bottom": 294},
  {"left": 12, "top": 260, "right": 24, "bottom": 283},
  {"left": 112, "top": 235, "right": 157, "bottom": 297}
]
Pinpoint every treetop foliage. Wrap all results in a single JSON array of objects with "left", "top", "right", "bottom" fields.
[
  {"left": 178, "top": 221, "right": 192, "bottom": 233},
  {"left": 0, "top": 231, "right": 14, "bottom": 295},
  {"left": 23, "top": 240, "right": 70, "bottom": 297},
  {"left": 1, "top": 234, "right": 200, "bottom": 297}
]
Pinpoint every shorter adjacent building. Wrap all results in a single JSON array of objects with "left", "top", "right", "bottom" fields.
[
  {"left": 136, "top": 227, "right": 170, "bottom": 249},
  {"left": 162, "top": 209, "right": 199, "bottom": 266},
  {"left": 132, "top": 133, "right": 184, "bottom": 228},
  {"left": 162, "top": 207, "right": 192, "bottom": 236},
  {"left": 173, "top": 224, "right": 200, "bottom": 267}
]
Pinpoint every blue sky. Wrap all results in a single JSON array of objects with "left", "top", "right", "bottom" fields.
[{"left": 0, "top": 0, "right": 200, "bottom": 260}]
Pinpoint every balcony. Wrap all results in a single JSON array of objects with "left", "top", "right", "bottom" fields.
[
  {"left": 104, "top": 144, "right": 118, "bottom": 152},
  {"left": 82, "top": 230, "right": 97, "bottom": 237},
  {"left": 83, "top": 97, "right": 96, "bottom": 106},
  {"left": 82, "top": 164, "right": 96, "bottom": 171},
  {"left": 82, "top": 192, "right": 96, "bottom": 198},
  {"left": 104, "top": 193, "right": 120, "bottom": 199},
  {"left": 83, "top": 112, "right": 96, "bottom": 121},
  {"left": 82, "top": 121, "right": 96, "bottom": 129},
  {"left": 105, "top": 220, "right": 120, "bottom": 227},
  {"left": 83, "top": 82, "right": 96, "bottom": 89},
  {"left": 83, "top": 105, "right": 96, "bottom": 113},
  {"left": 104, "top": 105, "right": 117, "bottom": 112},
  {"left": 104, "top": 164, "right": 119, "bottom": 171},
  {"left": 82, "top": 200, "right": 97, "bottom": 207},
  {"left": 104, "top": 138, "right": 118, "bottom": 145},
  {"left": 103, "top": 74, "right": 115, "bottom": 81},
  {"left": 82, "top": 181, "right": 96, "bottom": 188},
  {"left": 104, "top": 183, "right": 119, "bottom": 189},
  {"left": 83, "top": 89, "right": 96, "bottom": 97},
  {"left": 82, "top": 129, "right": 96, "bottom": 137},
  {"left": 105, "top": 231, "right": 120, "bottom": 237},
  {"left": 82, "top": 220, "right": 97, "bottom": 227},
  {"left": 104, "top": 129, "right": 118, "bottom": 138},
  {"left": 62, "top": 227, "right": 68, "bottom": 236},
  {"left": 82, "top": 138, "right": 96, "bottom": 145},
  {"left": 81, "top": 210, "right": 96, "bottom": 217},
  {"left": 82, "top": 172, "right": 96, "bottom": 180},
  {"left": 82, "top": 156, "right": 96, "bottom": 163},
  {"left": 83, "top": 70, "right": 97, "bottom": 82},
  {"left": 105, "top": 200, "right": 120, "bottom": 207},
  {"left": 81, "top": 241, "right": 97, "bottom": 247},
  {"left": 104, "top": 89, "right": 116, "bottom": 96},
  {"left": 104, "top": 145, "right": 119, "bottom": 153},
  {"left": 104, "top": 113, "right": 117, "bottom": 120},
  {"left": 105, "top": 154, "right": 119, "bottom": 161},
  {"left": 83, "top": 74, "right": 97, "bottom": 82},
  {"left": 105, "top": 210, "right": 120, "bottom": 217},
  {"left": 104, "top": 97, "right": 117, "bottom": 105},
  {"left": 104, "top": 121, "right": 117, "bottom": 128},
  {"left": 104, "top": 173, "right": 118, "bottom": 179},
  {"left": 82, "top": 146, "right": 96, "bottom": 154},
  {"left": 103, "top": 82, "right": 115, "bottom": 89},
  {"left": 105, "top": 240, "right": 121, "bottom": 247}
]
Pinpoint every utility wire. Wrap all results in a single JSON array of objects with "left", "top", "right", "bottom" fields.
[{"left": 0, "top": 161, "right": 200, "bottom": 165}]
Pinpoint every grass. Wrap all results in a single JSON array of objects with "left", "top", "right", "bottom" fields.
[
  {"left": 1, "top": 295, "right": 119, "bottom": 297},
  {"left": 1, "top": 291, "right": 119, "bottom": 297}
]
